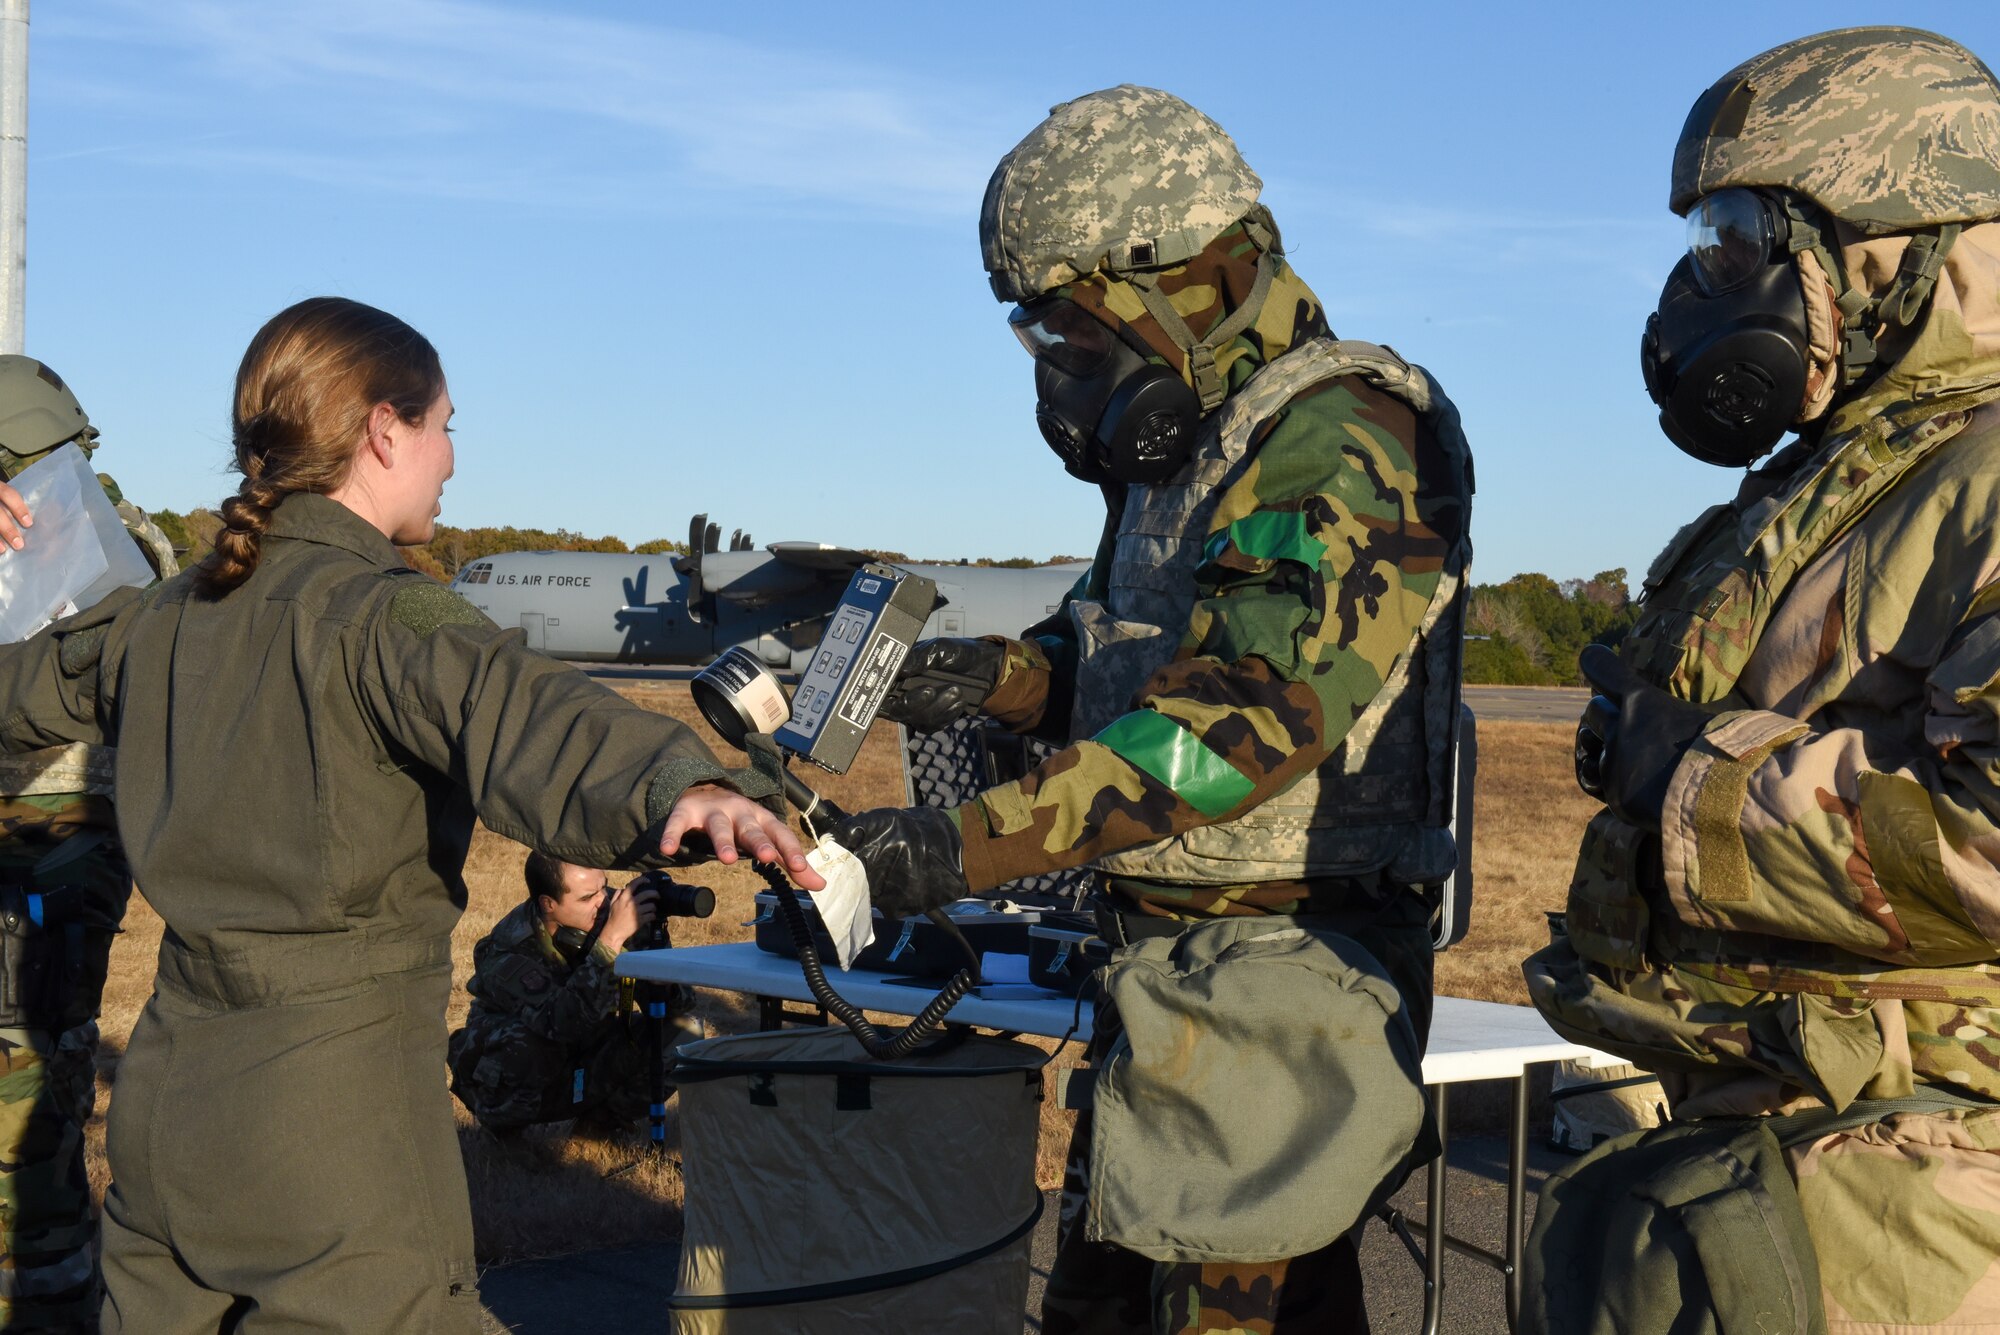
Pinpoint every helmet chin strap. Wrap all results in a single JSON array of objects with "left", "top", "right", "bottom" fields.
[
  {"left": 1122, "top": 210, "right": 1283, "bottom": 413},
  {"left": 1780, "top": 197, "right": 1961, "bottom": 392}
]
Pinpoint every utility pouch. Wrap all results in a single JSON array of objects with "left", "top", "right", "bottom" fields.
[
  {"left": 1523, "top": 1086, "right": 1991, "bottom": 1335},
  {"left": 1563, "top": 811, "right": 1655, "bottom": 973},
  {"left": 1081, "top": 917, "right": 1427, "bottom": 1263},
  {"left": 1524, "top": 1116, "right": 1826, "bottom": 1335},
  {"left": 0, "top": 883, "right": 107, "bottom": 1030}
]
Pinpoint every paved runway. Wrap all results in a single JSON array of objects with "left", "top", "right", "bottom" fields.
[
  {"left": 476, "top": 1131, "right": 1564, "bottom": 1333},
  {"left": 1462, "top": 684, "right": 1589, "bottom": 724}
]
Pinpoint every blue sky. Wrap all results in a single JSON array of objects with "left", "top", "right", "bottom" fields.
[{"left": 24, "top": 2, "right": 2000, "bottom": 583}]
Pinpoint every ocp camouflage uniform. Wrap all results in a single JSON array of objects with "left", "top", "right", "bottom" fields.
[
  {"left": 0, "top": 470, "right": 174, "bottom": 1333},
  {"left": 965, "top": 89, "right": 1473, "bottom": 1334},
  {"left": 1525, "top": 29, "right": 2000, "bottom": 1331},
  {"left": 448, "top": 900, "right": 697, "bottom": 1130}
]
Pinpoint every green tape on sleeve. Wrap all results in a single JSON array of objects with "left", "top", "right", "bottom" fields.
[
  {"left": 1093, "top": 712, "right": 1254, "bottom": 819},
  {"left": 1205, "top": 511, "right": 1327, "bottom": 569}
]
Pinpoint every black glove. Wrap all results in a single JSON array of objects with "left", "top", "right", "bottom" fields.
[
  {"left": 830, "top": 806, "right": 969, "bottom": 919},
  {"left": 877, "top": 638, "right": 1004, "bottom": 734},
  {"left": 1575, "top": 643, "right": 1712, "bottom": 833}
]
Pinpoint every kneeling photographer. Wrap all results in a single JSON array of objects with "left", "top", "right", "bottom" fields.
[{"left": 449, "top": 854, "right": 701, "bottom": 1135}]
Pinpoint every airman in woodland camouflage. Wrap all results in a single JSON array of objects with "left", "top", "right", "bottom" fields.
[
  {"left": 449, "top": 855, "right": 698, "bottom": 1133},
  {"left": 0, "top": 357, "right": 174, "bottom": 1333},
  {"left": 837, "top": 87, "right": 1472, "bottom": 1333},
  {"left": 1525, "top": 27, "right": 2000, "bottom": 1332}
]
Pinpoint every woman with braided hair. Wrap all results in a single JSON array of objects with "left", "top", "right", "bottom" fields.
[{"left": 0, "top": 295, "right": 819, "bottom": 1332}]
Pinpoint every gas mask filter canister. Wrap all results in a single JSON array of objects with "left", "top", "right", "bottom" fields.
[
  {"left": 1009, "top": 298, "right": 1200, "bottom": 485},
  {"left": 1640, "top": 188, "right": 1814, "bottom": 468}
]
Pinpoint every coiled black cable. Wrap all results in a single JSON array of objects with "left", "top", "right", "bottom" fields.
[{"left": 755, "top": 862, "right": 972, "bottom": 1060}]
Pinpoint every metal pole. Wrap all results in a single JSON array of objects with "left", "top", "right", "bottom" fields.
[
  {"left": 1423, "top": 1084, "right": 1447, "bottom": 1335},
  {"left": 1507, "top": 1073, "right": 1529, "bottom": 1331},
  {"left": 0, "top": 0, "right": 24, "bottom": 354}
]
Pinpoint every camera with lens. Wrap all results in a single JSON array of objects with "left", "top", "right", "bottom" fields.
[{"left": 627, "top": 870, "right": 715, "bottom": 952}]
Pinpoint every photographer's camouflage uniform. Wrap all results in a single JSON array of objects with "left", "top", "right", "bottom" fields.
[
  {"left": 1525, "top": 28, "right": 2000, "bottom": 1329},
  {"left": 956, "top": 89, "right": 1473, "bottom": 1334},
  {"left": 0, "top": 359, "right": 174, "bottom": 1333},
  {"left": 448, "top": 900, "right": 697, "bottom": 1130}
]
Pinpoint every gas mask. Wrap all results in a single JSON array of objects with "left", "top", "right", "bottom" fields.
[
  {"left": 1641, "top": 189, "right": 1814, "bottom": 468},
  {"left": 1007, "top": 298, "right": 1200, "bottom": 485}
]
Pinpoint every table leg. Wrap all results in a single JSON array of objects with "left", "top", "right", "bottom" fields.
[
  {"left": 758, "top": 994, "right": 781, "bottom": 1032},
  {"left": 1506, "top": 1073, "right": 1527, "bottom": 1331},
  {"left": 1424, "top": 1083, "right": 1447, "bottom": 1335}
]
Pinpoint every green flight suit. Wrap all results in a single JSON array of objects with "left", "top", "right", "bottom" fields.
[{"left": 0, "top": 493, "right": 765, "bottom": 1334}]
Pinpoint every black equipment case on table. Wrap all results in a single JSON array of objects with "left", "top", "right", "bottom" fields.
[
  {"left": 750, "top": 894, "right": 1040, "bottom": 980},
  {"left": 1026, "top": 915, "right": 1106, "bottom": 998}
]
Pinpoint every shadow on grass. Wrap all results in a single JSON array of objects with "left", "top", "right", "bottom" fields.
[{"left": 465, "top": 1115, "right": 691, "bottom": 1335}]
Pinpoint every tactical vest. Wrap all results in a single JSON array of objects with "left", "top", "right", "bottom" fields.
[
  {"left": 1624, "top": 389, "right": 1997, "bottom": 702},
  {"left": 1572, "top": 384, "right": 2000, "bottom": 1008},
  {"left": 1072, "top": 338, "right": 1472, "bottom": 887}
]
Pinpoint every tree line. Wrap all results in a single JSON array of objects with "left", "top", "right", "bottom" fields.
[
  {"left": 146, "top": 511, "right": 687, "bottom": 581},
  {"left": 146, "top": 511, "right": 1086, "bottom": 582},
  {"left": 1463, "top": 569, "right": 1638, "bottom": 686},
  {"left": 149, "top": 510, "right": 1624, "bottom": 683}
]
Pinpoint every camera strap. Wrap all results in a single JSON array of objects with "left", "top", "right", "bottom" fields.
[{"left": 569, "top": 897, "right": 612, "bottom": 976}]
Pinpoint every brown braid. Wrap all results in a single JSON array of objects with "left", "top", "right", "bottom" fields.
[{"left": 195, "top": 297, "right": 443, "bottom": 596}]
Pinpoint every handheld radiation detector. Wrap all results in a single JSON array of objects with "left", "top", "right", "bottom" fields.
[{"left": 774, "top": 563, "right": 938, "bottom": 774}]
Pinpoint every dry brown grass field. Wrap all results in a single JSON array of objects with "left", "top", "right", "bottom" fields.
[{"left": 84, "top": 692, "right": 1594, "bottom": 1265}]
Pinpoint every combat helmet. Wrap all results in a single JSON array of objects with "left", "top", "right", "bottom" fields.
[
  {"left": 1672, "top": 26, "right": 2000, "bottom": 231},
  {"left": 980, "top": 85, "right": 1265, "bottom": 304},
  {"left": 982, "top": 86, "right": 1288, "bottom": 413},
  {"left": 0, "top": 355, "right": 92, "bottom": 479}
]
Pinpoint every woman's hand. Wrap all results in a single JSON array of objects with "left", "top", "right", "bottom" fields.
[
  {"left": 660, "top": 783, "right": 825, "bottom": 891},
  {"left": 0, "top": 481, "right": 31, "bottom": 550}
]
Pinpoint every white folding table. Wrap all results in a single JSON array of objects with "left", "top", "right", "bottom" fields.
[{"left": 618, "top": 941, "right": 1616, "bottom": 1333}]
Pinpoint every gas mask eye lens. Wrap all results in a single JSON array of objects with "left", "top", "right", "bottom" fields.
[
  {"left": 1687, "top": 189, "right": 1782, "bottom": 297},
  {"left": 1008, "top": 299, "right": 1115, "bottom": 376}
]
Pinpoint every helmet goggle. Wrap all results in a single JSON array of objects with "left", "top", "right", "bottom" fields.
[
  {"left": 1686, "top": 188, "right": 1791, "bottom": 297},
  {"left": 1007, "top": 298, "right": 1116, "bottom": 376}
]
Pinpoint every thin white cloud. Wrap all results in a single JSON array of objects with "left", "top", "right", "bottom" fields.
[{"left": 40, "top": 0, "right": 1007, "bottom": 217}]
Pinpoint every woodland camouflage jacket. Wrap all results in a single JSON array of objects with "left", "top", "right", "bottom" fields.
[{"left": 953, "top": 339, "right": 1471, "bottom": 917}]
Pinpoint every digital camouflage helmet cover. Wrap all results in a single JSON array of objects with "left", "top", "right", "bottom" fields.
[
  {"left": 1671, "top": 26, "right": 2000, "bottom": 231},
  {"left": 980, "top": 85, "right": 1263, "bottom": 304}
]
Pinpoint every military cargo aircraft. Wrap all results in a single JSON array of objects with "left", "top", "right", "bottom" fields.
[{"left": 448, "top": 514, "right": 1086, "bottom": 670}]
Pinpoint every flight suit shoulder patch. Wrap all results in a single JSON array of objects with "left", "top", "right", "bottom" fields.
[{"left": 387, "top": 579, "right": 487, "bottom": 638}]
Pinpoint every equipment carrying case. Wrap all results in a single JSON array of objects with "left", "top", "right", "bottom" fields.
[
  {"left": 1026, "top": 915, "right": 1106, "bottom": 997},
  {"left": 669, "top": 1028, "right": 1045, "bottom": 1334}
]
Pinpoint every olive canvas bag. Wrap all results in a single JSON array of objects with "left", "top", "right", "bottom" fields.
[
  {"left": 1079, "top": 917, "right": 1429, "bottom": 1263},
  {"left": 1522, "top": 1088, "right": 1991, "bottom": 1335}
]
